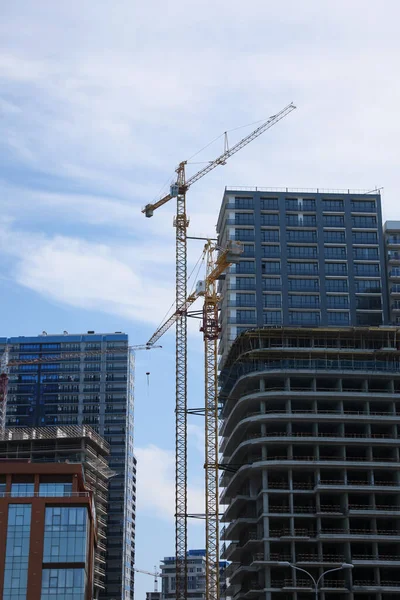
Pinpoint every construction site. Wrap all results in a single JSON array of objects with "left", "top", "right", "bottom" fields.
[{"left": 1, "top": 98, "right": 400, "bottom": 600}]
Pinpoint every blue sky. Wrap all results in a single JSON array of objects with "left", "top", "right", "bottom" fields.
[{"left": 1, "top": 1, "right": 400, "bottom": 598}]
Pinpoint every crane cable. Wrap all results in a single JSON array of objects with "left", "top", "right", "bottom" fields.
[{"left": 153, "top": 247, "right": 206, "bottom": 333}]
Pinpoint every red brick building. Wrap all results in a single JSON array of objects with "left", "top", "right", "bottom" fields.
[{"left": 0, "top": 462, "right": 96, "bottom": 600}]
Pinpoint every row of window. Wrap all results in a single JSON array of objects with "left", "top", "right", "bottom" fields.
[
  {"left": 242, "top": 245, "right": 380, "bottom": 260},
  {"left": 235, "top": 294, "right": 383, "bottom": 310},
  {"left": 233, "top": 277, "right": 382, "bottom": 293},
  {"left": 236, "top": 261, "right": 381, "bottom": 276},
  {"left": 233, "top": 213, "right": 378, "bottom": 228},
  {"left": 235, "top": 229, "right": 380, "bottom": 244},
  {"left": 236, "top": 311, "right": 383, "bottom": 327},
  {"left": 232, "top": 197, "right": 377, "bottom": 212}
]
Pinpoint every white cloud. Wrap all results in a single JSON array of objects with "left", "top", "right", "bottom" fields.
[
  {"left": 0, "top": 220, "right": 176, "bottom": 325},
  {"left": 135, "top": 444, "right": 204, "bottom": 520}
]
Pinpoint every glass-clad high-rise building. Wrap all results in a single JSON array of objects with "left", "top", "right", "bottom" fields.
[
  {"left": 217, "top": 188, "right": 388, "bottom": 360},
  {"left": 0, "top": 332, "right": 136, "bottom": 600}
]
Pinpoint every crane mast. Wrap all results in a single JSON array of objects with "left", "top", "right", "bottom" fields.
[
  {"left": 174, "top": 162, "right": 189, "bottom": 600},
  {"left": 142, "top": 103, "right": 296, "bottom": 600},
  {"left": 201, "top": 243, "right": 222, "bottom": 600}
]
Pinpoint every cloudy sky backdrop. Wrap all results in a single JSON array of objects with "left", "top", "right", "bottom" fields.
[{"left": 1, "top": 1, "right": 400, "bottom": 598}]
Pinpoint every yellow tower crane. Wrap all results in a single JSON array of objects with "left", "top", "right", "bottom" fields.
[
  {"left": 146, "top": 239, "right": 240, "bottom": 600},
  {"left": 143, "top": 102, "right": 296, "bottom": 600}
]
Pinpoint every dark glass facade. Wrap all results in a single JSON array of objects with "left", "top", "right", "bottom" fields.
[{"left": 217, "top": 189, "right": 388, "bottom": 359}]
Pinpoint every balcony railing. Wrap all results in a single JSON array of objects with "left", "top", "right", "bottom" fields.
[
  {"left": 0, "top": 491, "right": 90, "bottom": 498},
  {"left": 353, "top": 580, "right": 400, "bottom": 587}
]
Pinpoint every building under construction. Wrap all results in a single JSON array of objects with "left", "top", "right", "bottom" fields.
[
  {"left": 220, "top": 326, "right": 400, "bottom": 599},
  {"left": 0, "top": 425, "right": 110, "bottom": 597}
]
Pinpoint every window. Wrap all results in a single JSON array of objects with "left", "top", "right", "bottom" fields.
[
  {"left": 236, "top": 310, "right": 256, "bottom": 324},
  {"left": 289, "top": 312, "right": 320, "bottom": 325},
  {"left": 285, "top": 198, "right": 316, "bottom": 211},
  {"left": 261, "top": 214, "right": 279, "bottom": 226},
  {"left": 356, "top": 312, "right": 383, "bottom": 326},
  {"left": 355, "top": 280, "right": 381, "bottom": 293},
  {"left": 328, "top": 312, "right": 350, "bottom": 325},
  {"left": 42, "top": 343, "right": 61, "bottom": 350},
  {"left": 261, "top": 230, "right": 279, "bottom": 242},
  {"left": 234, "top": 228, "right": 255, "bottom": 241},
  {"left": 263, "top": 294, "right": 282, "bottom": 308},
  {"left": 325, "top": 262, "right": 347, "bottom": 275},
  {"left": 261, "top": 245, "right": 280, "bottom": 258},
  {"left": 20, "top": 344, "right": 41, "bottom": 350},
  {"left": 289, "top": 295, "right": 320, "bottom": 308},
  {"left": 356, "top": 296, "right": 382, "bottom": 310},
  {"left": 286, "top": 215, "right": 316, "bottom": 226},
  {"left": 324, "top": 246, "right": 347, "bottom": 259},
  {"left": 234, "top": 197, "right": 254, "bottom": 209},
  {"left": 327, "top": 295, "right": 349, "bottom": 308},
  {"left": 11, "top": 483, "right": 34, "bottom": 497},
  {"left": 234, "top": 277, "right": 256, "bottom": 290},
  {"left": 4, "top": 504, "right": 31, "bottom": 600},
  {"left": 287, "top": 230, "right": 317, "bottom": 242},
  {"left": 39, "top": 483, "right": 73, "bottom": 497},
  {"left": 287, "top": 262, "right": 318, "bottom": 274},
  {"left": 242, "top": 244, "right": 255, "bottom": 256},
  {"left": 288, "top": 279, "right": 319, "bottom": 291},
  {"left": 235, "top": 293, "right": 256, "bottom": 307},
  {"left": 260, "top": 198, "right": 279, "bottom": 210},
  {"left": 387, "top": 235, "right": 400, "bottom": 245},
  {"left": 352, "top": 231, "right": 378, "bottom": 244},
  {"left": 323, "top": 199, "right": 344, "bottom": 211},
  {"left": 43, "top": 507, "right": 88, "bottom": 563},
  {"left": 353, "top": 247, "right": 379, "bottom": 260},
  {"left": 352, "top": 216, "right": 377, "bottom": 228},
  {"left": 263, "top": 277, "right": 282, "bottom": 290},
  {"left": 286, "top": 198, "right": 301, "bottom": 210},
  {"left": 325, "top": 279, "right": 348, "bottom": 292},
  {"left": 354, "top": 263, "right": 380, "bottom": 276},
  {"left": 262, "top": 262, "right": 281, "bottom": 274},
  {"left": 302, "top": 200, "right": 316, "bottom": 211},
  {"left": 324, "top": 230, "right": 346, "bottom": 243},
  {"left": 263, "top": 311, "right": 282, "bottom": 325},
  {"left": 323, "top": 215, "right": 345, "bottom": 227},
  {"left": 235, "top": 261, "right": 255, "bottom": 274},
  {"left": 41, "top": 568, "right": 86, "bottom": 600},
  {"left": 235, "top": 213, "right": 254, "bottom": 225},
  {"left": 351, "top": 200, "right": 376, "bottom": 212},
  {"left": 287, "top": 246, "right": 318, "bottom": 258}
]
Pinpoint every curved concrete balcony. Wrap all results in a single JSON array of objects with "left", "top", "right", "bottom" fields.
[
  {"left": 223, "top": 429, "right": 399, "bottom": 462},
  {"left": 221, "top": 391, "right": 400, "bottom": 436},
  {"left": 220, "top": 366, "right": 400, "bottom": 408},
  {"left": 221, "top": 457, "right": 400, "bottom": 498}
]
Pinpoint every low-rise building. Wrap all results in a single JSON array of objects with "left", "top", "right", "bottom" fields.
[
  {"left": 0, "top": 460, "right": 97, "bottom": 600},
  {"left": 0, "top": 426, "right": 110, "bottom": 596}
]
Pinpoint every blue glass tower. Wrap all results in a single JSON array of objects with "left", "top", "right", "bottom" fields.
[{"left": 0, "top": 332, "right": 136, "bottom": 600}]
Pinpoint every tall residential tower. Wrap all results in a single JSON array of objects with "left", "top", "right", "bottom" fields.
[
  {"left": 217, "top": 188, "right": 388, "bottom": 359},
  {"left": 0, "top": 332, "right": 136, "bottom": 600}
]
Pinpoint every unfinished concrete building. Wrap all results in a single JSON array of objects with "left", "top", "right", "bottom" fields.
[{"left": 220, "top": 327, "right": 400, "bottom": 600}]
